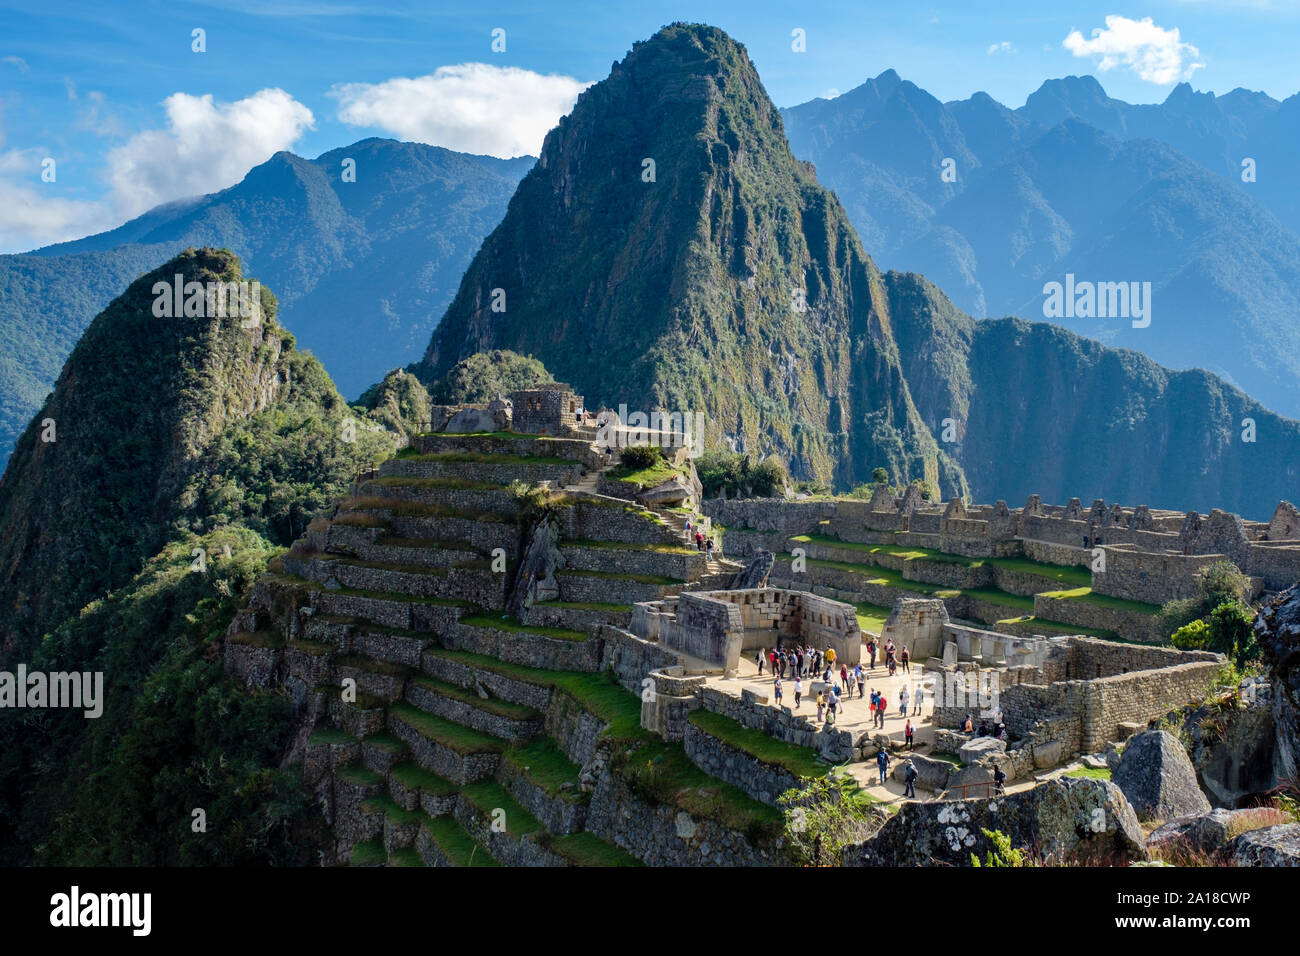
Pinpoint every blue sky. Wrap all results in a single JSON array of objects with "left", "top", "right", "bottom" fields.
[{"left": 3, "top": 0, "right": 1299, "bottom": 251}]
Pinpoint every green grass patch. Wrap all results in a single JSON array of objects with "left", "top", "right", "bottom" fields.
[
  {"left": 1065, "top": 765, "right": 1112, "bottom": 780},
  {"left": 545, "top": 832, "right": 642, "bottom": 867},
  {"left": 421, "top": 816, "right": 499, "bottom": 867},
  {"left": 854, "top": 602, "right": 891, "bottom": 633},
  {"left": 460, "top": 613, "right": 587, "bottom": 642},
  {"left": 562, "top": 538, "right": 695, "bottom": 555},
  {"left": 361, "top": 793, "right": 425, "bottom": 826},
  {"left": 557, "top": 568, "right": 682, "bottom": 586},
  {"left": 337, "top": 763, "right": 384, "bottom": 787},
  {"left": 461, "top": 780, "right": 544, "bottom": 836},
  {"left": 389, "top": 702, "right": 507, "bottom": 754},
  {"left": 605, "top": 459, "right": 682, "bottom": 488},
  {"left": 503, "top": 738, "right": 584, "bottom": 800},
  {"left": 349, "top": 838, "right": 385, "bottom": 866},
  {"left": 1039, "top": 586, "right": 1161, "bottom": 615},
  {"left": 410, "top": 674, "right": 540, "bottom": 720},
  {"left": 388, "top": 762, "right": 458, "bottom": 798},
  {"left": 388, "top": 847, "right": 424, "bottom": 867},
  {"left": 533, "top": 600, "right": 633, "bottom": 612},
  {"left": 930, "top": 751, "right": 963, "bottom": 767},
  {"left": 308, "top": 726, "right": 354, "bottom": 746},
  {"left": 395, "top": 450, "right": 572, "bottom": 466},
  {"left": 688, "top": 709, "right": 829, "bottom": 779},
  {"left": 995, "top": 616, "right": 1120, "bottom": 639},
  {"left": 362, "top": 731, "right": 408, "bottom": 754}
]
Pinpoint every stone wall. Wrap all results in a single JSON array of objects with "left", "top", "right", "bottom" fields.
[{"left": 1091, "top": 546, "right": 1218, "bottom": 605}]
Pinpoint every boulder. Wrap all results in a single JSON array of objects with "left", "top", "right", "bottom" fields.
[
  {"left": 1146, "top": 808, "right": 1264, "bottom": 856},
  {"left": 1256, "top": 584, "right": 1300, "bottom": 788},
  {"left": 728, "top": 551, "right": 774, "bottom": 590},
  {"left": 1113, "top": 730, "right": 1211, "bottom": 821},
  {"left": 959, "top": 736, "right": 1005, "bottom": 765},
  {"left": 1225, "top": 824, "right": 1300, "bottom": 867},
  {"left": 444, "top": 406, "right": 499, "bottom": 433},
  {"left": 843, "top": 777, "right": 1147, "bottom": 866}
]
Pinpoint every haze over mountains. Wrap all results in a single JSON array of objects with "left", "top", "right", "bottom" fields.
[
  {"left": 783, "top": 70, "right": 1300, "bottom": 418},
  {"left": 0, "top": 139, "right": 530, "bottom": 463}
]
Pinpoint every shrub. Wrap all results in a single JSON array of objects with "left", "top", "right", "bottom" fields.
[{"left": 618, "top": 445, "right": 663, "bottom": 470}]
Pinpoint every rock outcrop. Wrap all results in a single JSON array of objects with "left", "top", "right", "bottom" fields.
[
  {"left": 1225, "top": 824, "right": 1300, "bottom": 867},
  {"left": 728, "top": 550, "right": 774, "bottom": 590},
  {"left": 1255, "top": 584, "right": 1300, "bottom": 787},
  {"left": 1113, "top": 730, "right": 1212, "bottom": 821},
  {"left": 843, "top": 777, "right": 1147, "bottom": 866}
]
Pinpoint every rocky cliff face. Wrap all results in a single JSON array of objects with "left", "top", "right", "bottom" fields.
[
  {"left": 419, "top": 23, "right": 962, "bottom": 497},
  {"left": 887, "top": 270, "right": 1300, "bottom": 519},
  {"left": 1256, "top": 585, "right": 1300, "bottom": 787}
]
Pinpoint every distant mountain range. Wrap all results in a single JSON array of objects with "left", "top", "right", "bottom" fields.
[
  {"left": 0, "top": 139, "right": 530, "bottom": 465},
  {"left": 782, "top": 71, "right": 1300, "bottom": 418},
  {"left": 420, "top": 23, "right": 1300, "bottom": 520}
]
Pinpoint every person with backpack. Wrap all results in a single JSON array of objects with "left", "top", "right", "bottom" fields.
[
  {"left": 903, "top": 759, "right": 918, "bottom": 798},
  {"left": 695, "top": 530, "right": 705, "bottom": 552},
  {"left": 875, "top": 746, "right": 891, "bottom": 785},
  {"left": 993, "top": 762, "right": 1007, "bottom": 795},
  {"left": 876, "top": 694, "right": 888, "bottom": 728}
]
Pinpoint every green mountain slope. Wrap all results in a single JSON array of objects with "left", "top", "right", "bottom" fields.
[
  {"left": 888, "top": 270, "right": 1300, "bottom": 519},
  {"left": 419, "top": 23, "right": 964, "bottom": 497},
  {"left": 0, "top": 139, "right": 530, "bottom": 467}
]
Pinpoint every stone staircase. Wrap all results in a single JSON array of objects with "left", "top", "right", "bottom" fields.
[{"left": 225, "top": 429, "right": 788, "bottom": 866}]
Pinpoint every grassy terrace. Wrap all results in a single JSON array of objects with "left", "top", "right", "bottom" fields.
[
  {"left": 337, "top": 763, "right": 384, "bottom": 787},
  {"left": 350, "top": 838, "right": 385, "bottom": 866},
  {"left": 338, "top": 496, "right": 511, "bottom": 523},
  {"left": 545, "top": 832, "right": 642, "bottom": 867},
  {"left": 395, "top": 449, "right": 574, "bottom": 466},
  {"left": 389, "top": 702, "right": 507, "bottom": 754},
  {"left": 420, "top": 649, "right": 783, "bottom": 841},
  {"left": 557, "top": 568, "right": 682, "bottom": 586},
  {"left": 995, "top": 615, "right": 1120, "bottom": 640},
  {"left": 362, "top": 731, "right": 408, "bottom": 755},
  {"left": 389, "top": 847, "right": 424, "bottom": 867},
  {"left": 503, "top": 738, "right": 584, "bottom": 801},
  {"left": 562, "top": 538, "right": 696, "bottom": 555},
  {"left": 369, "top": 475, "right": 506, "bottom": 491},
  {"left": 461, "top": 780, "right": 544, "bottom": 837},
  {"left": 422, "top": 815, "right": 499, "bottom": 867},
  {"left": 789, "top": 533, "right": 1093, "bottom": 587},
  {"left": 1066, "top": 765, "right": 1113, "bottom": 780},
  {"left": 410, "top": 674, "right": 540, "bottom": 720},
  {"left": 318, "top": 584, "right": 468, "bottom": 607},
  {"left": 854, "top": 602, "right": 891, "bottom": 633},
  {"left": 604, "top": 459, "right": 682, "bottom": 488},
  {"left": 361, "top": 793, "right": 424, "bottom": 827},
  {"left": 389, "top": 761, "right": 458, "bottom": 798},
  {"left": 1038, "top": 586, "right": 1162, "bottom": 615},
  {"left": 534, "top": 599, "right": 633, "bottom": 613},
  {"left": 688, "top": 709, "right": 829, "bottom": 780},
  {"left": 460, "top": 613, "right": 587, "bottom": 642},
  {"left": 308, "top": 726, "right": 354, "bottom": 746}
]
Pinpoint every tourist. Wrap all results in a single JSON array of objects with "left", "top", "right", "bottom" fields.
[
  {"left": 903, "top": 758, "right": 918, "bottom": 798},
  {"left": 773, "top": 677, "right": 783, "bottom": 706},
  {"left": 757, "top": 648, "right": 765, "bottom": 675},
  {"left": 827, "top": 690, "right": 838, "bottom": 720},
  {"left": 794, "top": 677, "right": 802, "bottom": 708},
  {"left": 993, "top": 762, "right": 1007, "bottom": 795},
  {"left": 867, "top": 639, "right": 877, "bottom": 670},
  {"left": 706, "top": 537, "right": 715, "bottom": 561},
  {"left": 900, "top": 646, "right": 910, "bottom": 673},
  {"left": 904, "top": 718, "right": 914, "bottom": 749},
  {"left": 877, "top": 693, "right": 887, "bottom": 727},
  {"left": 770, "top": 649, "right": 778, "bottom": 674},
  {"left": 913, "top": 683, "right": 924, "bottom": 716},
  {"left": 875, "top": 746, "right": 891, "bottom": 784},
  {"left": 824, "top": 707, "right": 837, "bottom": 730},
  {"left": 858, "top": 675, "right": 865, "bottom": 699},
  {"left": 695, "top": 530, "right": 705, "bottom": 552},
  {"left": 962, "top": 714, "right": 974, "bottom": 734},
  {"left": 816, "top": 691, "right": 825, "bottom": 723},
  {"left": 898, "top": 686, "right": 909, "bottom": 716},
  {"left": 839, "top": 664, "right": 849, "bottom": 694}
]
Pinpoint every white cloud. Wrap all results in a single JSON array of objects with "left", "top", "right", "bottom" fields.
[
  {"left": 987, "top": 41, "right": 1015, "bottom": 55},
  {"left": 105, "top": 88, "right": 314, "bottom": 220},
  {"left": 0, "top": 148, "right": 115, "bottom": 251},
  {"left": 0, "top": 88, "right": 315, "bottom": 252},
  {"left": 330, "top": 63, "right": 589, "bottom": 158},
  {"left": 2, "top": 55, "right": 28, "bottom": 73},
  {"left": 1063, "top": 15, "right": 1204, "bottom": 84}
]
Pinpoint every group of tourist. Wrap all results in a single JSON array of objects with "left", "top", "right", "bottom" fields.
[
  {"left": 757, "top": 645, "right": 926, "bottom": 733},
  {"left": 682, "top": 516, "right": 719, "bottom": 560},
  {"left": 958, "top": 710, "right": 1008, "bottom": 742},
  {"left": 863, "top": 637, "right": 910, "bottom": 676}
]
